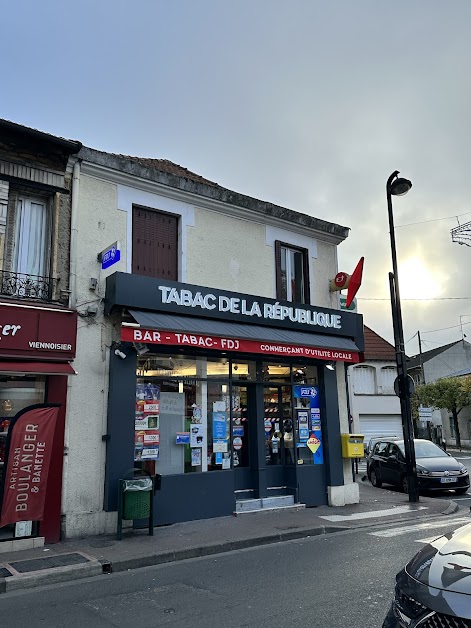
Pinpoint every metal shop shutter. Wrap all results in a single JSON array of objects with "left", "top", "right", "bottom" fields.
[
  {"left": 359, "top": 415, "right": 403, "bottom": 444},
  {"left": 132, "top": 206, "right": 178, "bottom": 279}
]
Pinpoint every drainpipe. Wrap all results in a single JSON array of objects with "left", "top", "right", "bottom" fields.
[{"left": 69, "top": 160, "right": 81, "bottom": 309}]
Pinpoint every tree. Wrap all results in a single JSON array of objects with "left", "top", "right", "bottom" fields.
[{"left": 414, "top": 376, "right": 471, "bottom": 449}]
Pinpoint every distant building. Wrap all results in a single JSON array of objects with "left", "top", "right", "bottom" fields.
[
  {"left": 408, "top": 340, "right": 471, "bottom": 447},
  {"left": 348, "top": 326, "right": 402, "bottom": 445}
]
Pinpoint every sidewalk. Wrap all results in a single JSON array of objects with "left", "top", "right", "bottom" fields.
[{"left": 0, "top": 481, "right": 462, "bottom": 593}]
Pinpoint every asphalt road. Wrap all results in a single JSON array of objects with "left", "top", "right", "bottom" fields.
[{"left": 1, "top": 512, "right": 471, "bottom": 627}]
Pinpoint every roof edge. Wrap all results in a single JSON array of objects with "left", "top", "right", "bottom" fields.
[
  {"left": 0, "top": 119, "right": 82, "bottom": 154},
  {"left": 79, "top": 146, "right": 350, "bottom": 242}
]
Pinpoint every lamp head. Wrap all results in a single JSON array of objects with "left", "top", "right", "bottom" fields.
[{"left": 389, "top": 175, "right": 412, "bottom": 196}]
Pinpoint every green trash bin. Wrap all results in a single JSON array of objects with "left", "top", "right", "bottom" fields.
[{"left": 117, "top": 472, "right": 154, "bottom": 540}]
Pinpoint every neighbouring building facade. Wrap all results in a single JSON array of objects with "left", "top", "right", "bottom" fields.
[
  {"left": 0, "top": 119, "right": 80, "bottom": 548},
  {"left": 60, "top": 146, "right": 365, "bottom": 537},
  {"left": 408, "top": 341, "right": 471, "bottom": 447},
  {"left": 348, "top": 326, "right": 402, "bottom": 444}
]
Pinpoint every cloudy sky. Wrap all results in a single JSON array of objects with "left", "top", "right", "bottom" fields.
[{"left": 4, "top": 0, "right": 471, "bottom": 356}]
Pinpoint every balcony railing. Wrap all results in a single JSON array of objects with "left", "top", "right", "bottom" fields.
[{"left": 0, "top": 270, "right": 58, "bottom": 302}]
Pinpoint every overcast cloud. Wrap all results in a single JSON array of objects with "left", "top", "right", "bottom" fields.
[{"left": 3, "top": 0, "right": 471, "bottom": 357}]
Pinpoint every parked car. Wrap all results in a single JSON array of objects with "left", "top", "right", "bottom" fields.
[
  {"left": 367, "top": 438, "right": 469, "bottom": 494},
  {"left": 383, "top": 520, "right": 471, "bottom": 626}
]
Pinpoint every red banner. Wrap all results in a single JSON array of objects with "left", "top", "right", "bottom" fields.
[
  {"left": 0, "top": 404, "right": 60, "bottom": 527},
  {"left": 121, "top": 326, "right": 360, "bottom": 363}
]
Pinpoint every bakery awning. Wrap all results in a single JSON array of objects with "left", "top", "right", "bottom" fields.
[
  {"left": 0, "top": 361, "right": 77, "bottom": 376},
  {"left": 123, "top": 310, "right": 361, "bottom": 363}
]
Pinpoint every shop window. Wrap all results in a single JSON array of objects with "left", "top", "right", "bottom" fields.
[
  {"left": 132, "top": 206, "right": 178, "bottom": 279},
  {"left": 261, "top": 363, "right": 291, "bottom": 383},
  {"left": 352, "top": 365, "right": 376, "bottom": 395},
  {"left": 275, "top": 241, "right": 310, "bottom": 304},
  {"left": 231, "top": 360, "right": 257, "bottom": 381},
  {"left": 135, "top": 356, "right": 231, "bottom": 475},
  {"left": 292, "top": 365, "right": 318, "bottom": 385},
  {"left": 137, "top": 355, "right": 229, "bottom": 379}
]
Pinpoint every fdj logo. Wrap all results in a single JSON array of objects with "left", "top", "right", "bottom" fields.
[{"left": 301, "top": 387, "right": 317, "bottom": 398}]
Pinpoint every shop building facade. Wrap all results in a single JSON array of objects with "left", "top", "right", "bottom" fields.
[
  {"left": 0, "top": 119, "right": 80, "bottom": 546},
  {"left": 62, "top": 147, "right": 365, "bottom": 536}
]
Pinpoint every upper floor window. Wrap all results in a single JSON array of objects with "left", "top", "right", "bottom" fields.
[
  {"left": 352, "top": 365, "right": 376, "bottom": 394},
  {"left": 379, "top": 366, "right": 396, "bottom": 394},
  {"left": 13, "top": 197, "right": 48, "bottom": 277},
  {"left": 0, "top": 187, "right": 54, "bottom": 301},
  {"left": 132, "top": 206, "right": 178, "bottom": 280},
  {"left": 275, "top": 241, "right": 310, "bottom": 304}
]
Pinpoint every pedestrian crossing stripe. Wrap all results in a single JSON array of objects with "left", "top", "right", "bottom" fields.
[{"left": 368, "top": 517, "right": 471, "bottom": 538}]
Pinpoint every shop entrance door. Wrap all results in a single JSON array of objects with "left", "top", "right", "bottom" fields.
[
  {"left": 232, "top": 384, "right": 257, "bottom": 495},
  {"left": 233, "top": 384, "right": 295, "bottom": 499},
  {"left": 263, "top": 385, "right": 295, "bottom": 495}
]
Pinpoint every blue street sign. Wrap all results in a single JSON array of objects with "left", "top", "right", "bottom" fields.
[{"left": 101, "top": 241, "right": 121, "bottom": 270}]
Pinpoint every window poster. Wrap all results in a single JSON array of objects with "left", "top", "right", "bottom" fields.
[
  {"left": 190, "top": 424, "right": 205, "bottom": 447},
  {"left": 294, "top": 385, "right": 324, "bottom": 464},
  {"left": 191, "top": 448, "right": 202, "bottom": 466},
  {"left": 135, "top": 383, "right": 160, "bottom": 461},
  {"left": 191, "top": 404, "right": 202, "bottom": 423},
  {"left": 212, "top": 412, "right": 227, "bottom": 440},
  {"left": 297, "top": 409, "right": 309, "bottom": 442}
]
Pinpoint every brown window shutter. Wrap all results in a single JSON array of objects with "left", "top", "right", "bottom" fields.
[
  {"left": 132, "top": 206, "right": 178, "bottom": 279},
  {"left": 275, "top": 240, "right": 282, "bottom": 299}
]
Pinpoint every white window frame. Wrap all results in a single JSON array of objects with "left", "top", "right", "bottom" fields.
[{"left": 281, "top": 245, "right": 305, "bottom": 302}]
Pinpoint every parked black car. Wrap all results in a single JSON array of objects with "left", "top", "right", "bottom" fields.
[
  {"left": 383, "top": 521, "right": 471, "bottom": 626},
  {"left": 367, "top": 438, "right": 469, "bottom": 494}
]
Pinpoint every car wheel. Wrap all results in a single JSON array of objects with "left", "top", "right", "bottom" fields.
[
  {"left": 402, "top": 476, "right": 408, "bottom": 493},
  {"left": 370, "top": 468, "right": 382, "bottom": 488},
  {"left": 455, "top": 487, "right": 469, "bottom": 495}
]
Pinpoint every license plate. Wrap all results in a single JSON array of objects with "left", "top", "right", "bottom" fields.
[{"left": 440, "top": 477, "right": 458, "bottom": 483}]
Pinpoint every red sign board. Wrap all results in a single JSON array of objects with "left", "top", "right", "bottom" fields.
[
  {"left": 121, "top": 327, "right": 360, "bottom": 363},
  {"left": 0, "top": 305, "right": 77, "bottom": 360},
  {"left": 0, "top": 404, "right": 60, "bottom": 527}
]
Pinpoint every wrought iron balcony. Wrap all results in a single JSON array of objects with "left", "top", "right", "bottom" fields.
[{"left": 0, "top": 270, "right": 58, "bottom": 302}]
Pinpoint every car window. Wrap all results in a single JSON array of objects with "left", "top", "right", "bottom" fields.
[
  {"left": 374, "top": 442, "right": 389, "bottom": 457},
  {"left": 414, "top": 441, "right": 447, "bottom": 458},
  {"left": 390, "top": 444, "right": 404, "bottom": 461}
]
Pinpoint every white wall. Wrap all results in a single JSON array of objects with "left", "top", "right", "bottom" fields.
[
  {"left": 63, "top": 173, "right": 127, "bottom": 536},
  {"left": 424, "top": 342, "right": 471, "bottom": 383}
]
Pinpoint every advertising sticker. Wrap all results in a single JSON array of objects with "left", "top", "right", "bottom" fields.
[
  {"left": 176, "top": 432, "right": 190, "bottom": 445},
  {"left": 191, "top": 448, "right": 202, "bottom": 466}
]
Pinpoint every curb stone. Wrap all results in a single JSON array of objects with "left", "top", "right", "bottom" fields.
[{"left": 1, "top": 561, "right": 103, "bottom": 593}]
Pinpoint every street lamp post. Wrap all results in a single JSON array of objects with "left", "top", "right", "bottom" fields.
[{"left": 387, "top": 171, "right": 419, "bottom": 503}]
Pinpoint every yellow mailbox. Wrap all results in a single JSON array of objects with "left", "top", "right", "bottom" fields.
[{"left": 341, "top": 433, "right": 365, "bottom": 458}]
